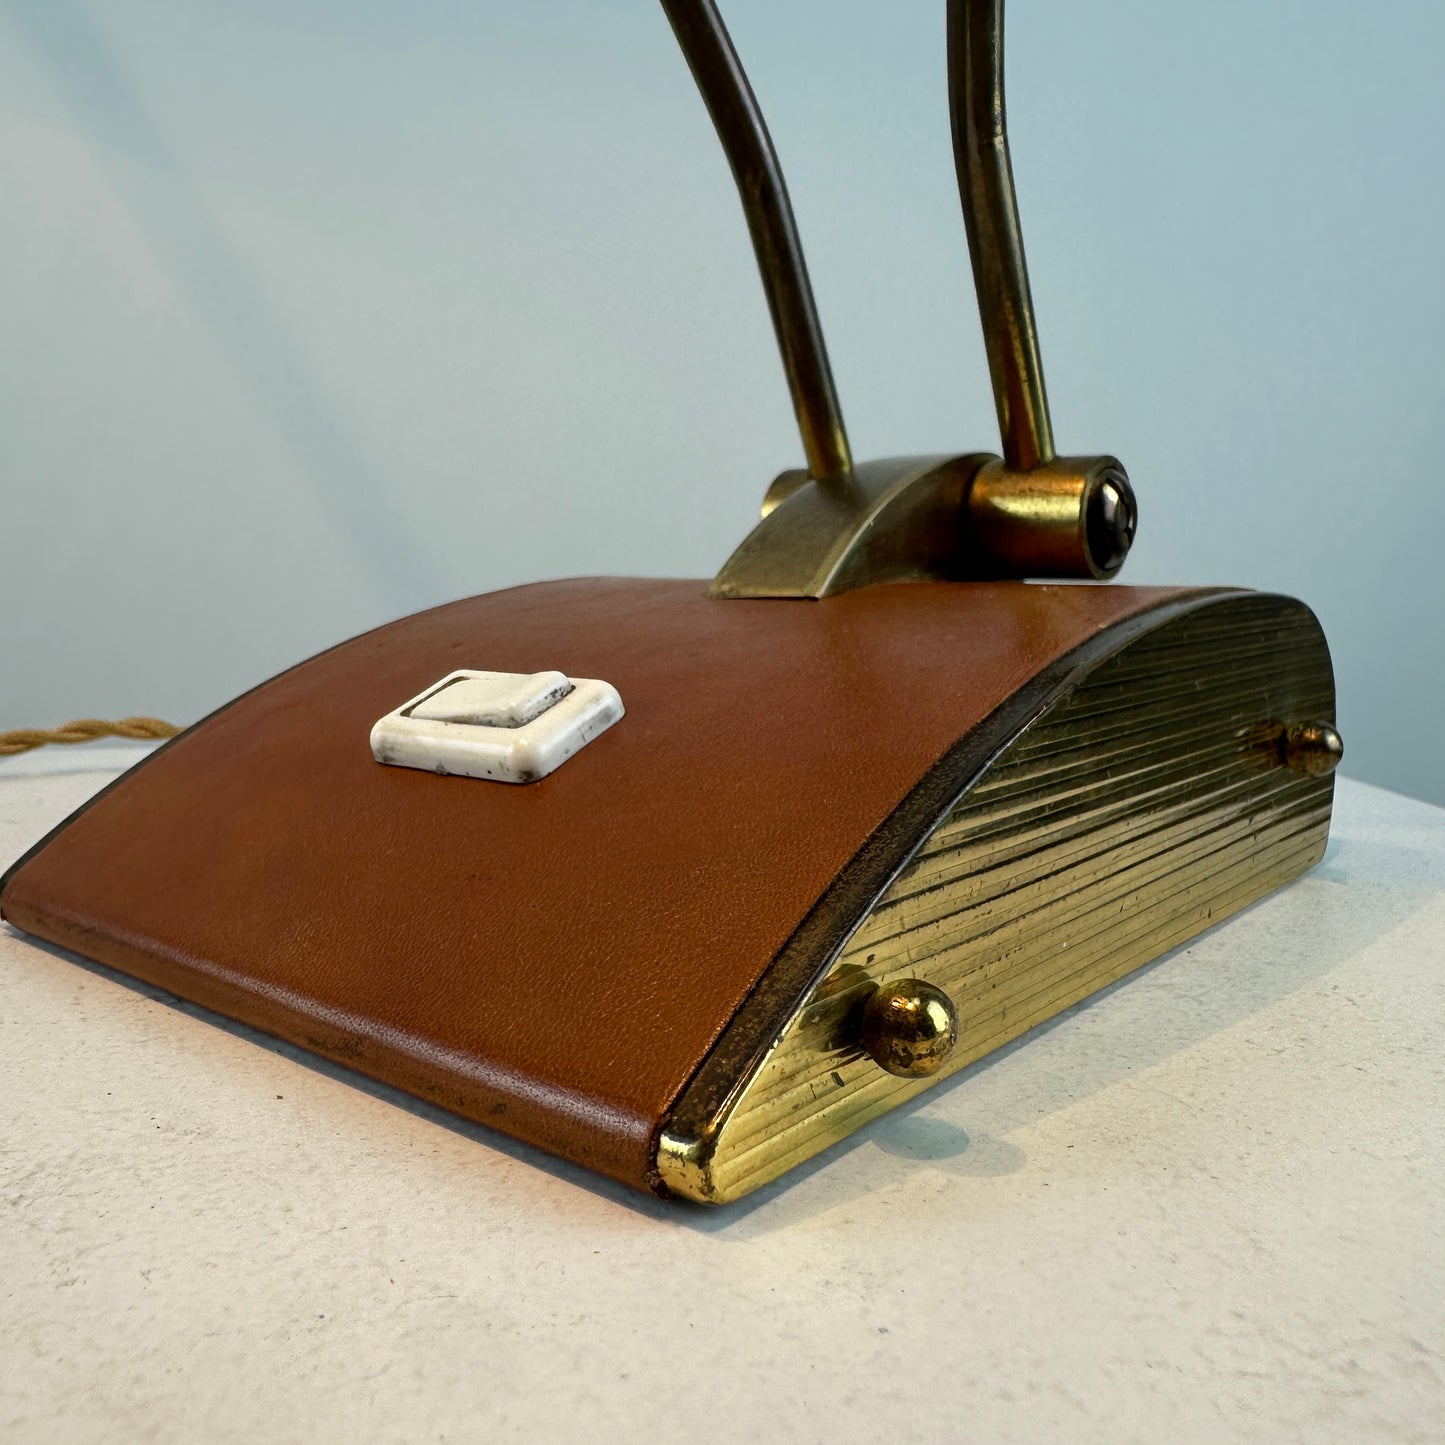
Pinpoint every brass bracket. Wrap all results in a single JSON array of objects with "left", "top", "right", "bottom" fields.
[
  {"left": 710, "top": 455, "right": 985, "bottom": 599},
  {"left": 664, "top": 0, "right": 1138, "bottom": 597},
  {"left": 711, "top": 451, "right": 1136, "bottom": 598}
]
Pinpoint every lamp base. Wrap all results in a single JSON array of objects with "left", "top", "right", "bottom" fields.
[{"left": 0, "top": 580, "right": 1336, "bottom": 1202}]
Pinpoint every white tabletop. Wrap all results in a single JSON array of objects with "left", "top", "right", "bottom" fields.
[{"left": 2, "top": 747, "right": 1442, "bottom": 1444}]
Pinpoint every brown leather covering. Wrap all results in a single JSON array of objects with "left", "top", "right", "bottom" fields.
[{"left": 1, "top": 579, "right": 1193, "bottom": 1191}]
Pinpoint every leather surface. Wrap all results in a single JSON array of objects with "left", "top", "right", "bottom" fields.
[{"left": 1, "top": 579, "right": 1195, "bottom": 1191}]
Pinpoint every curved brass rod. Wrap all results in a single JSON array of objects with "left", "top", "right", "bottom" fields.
[
  {"left": 948, "top": 0, "right": 1055, "bottom": 471},
  {"left": 661, "top": 0, "right": 853, "bottom": 483}
]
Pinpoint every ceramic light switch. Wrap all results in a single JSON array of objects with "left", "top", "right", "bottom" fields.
[
  {"left": 409, "top": 671, "right": 574, "bottom": 727},
  {"left": 371, "top": 670, "right": 623, "bottom": 783}
]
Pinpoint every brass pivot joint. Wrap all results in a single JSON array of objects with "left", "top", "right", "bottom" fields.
[{"left": 967, "top": 456, "right": 1138, "bottom": 580}]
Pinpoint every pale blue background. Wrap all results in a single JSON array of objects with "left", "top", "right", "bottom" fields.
[{"left": 2, "top": 1, "right": 1441, "bottom": 801}]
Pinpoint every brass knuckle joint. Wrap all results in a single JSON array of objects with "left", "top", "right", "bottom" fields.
[{"left": 966, "top": 456, "right": 1138, "bottom": 580}]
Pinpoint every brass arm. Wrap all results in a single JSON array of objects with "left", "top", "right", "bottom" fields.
[
  {"left": 948, "top": 0, "right": 1136, "bottom": 581},
  {"left": 695, "top": 0, "right": 1137, "bottom": 596},
  {"left": 948, "top": 0, "right": 1054, "bottom": 472},
  {"left": 660, "top": 0, "right": 853, "bottom": 484}
]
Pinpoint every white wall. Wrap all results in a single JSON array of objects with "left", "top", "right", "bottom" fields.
[{"left": 2, "top": 0, "right": 1442, "bottom": 803}]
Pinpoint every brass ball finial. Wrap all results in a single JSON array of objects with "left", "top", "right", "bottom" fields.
[
  {"left": 1284, "top": 722, "right": 1344, "bottom": 777},
  {"left": 860, "top": 979, "right": 959, "bottom": 1078}
]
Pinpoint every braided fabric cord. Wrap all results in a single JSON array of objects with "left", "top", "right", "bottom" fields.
[{"left": 0, "top": 717, "right": 182, "bottom": 756}]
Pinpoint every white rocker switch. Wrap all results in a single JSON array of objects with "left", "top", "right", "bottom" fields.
[
  {"left": 371, "top": 670, "right": 623, "bottom": 784},
  {"left": 410, "top": 671, "right": 573, "bottom": 727}
]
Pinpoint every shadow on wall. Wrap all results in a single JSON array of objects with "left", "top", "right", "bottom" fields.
[{"left": 10, "top": 0, "right": 442, "bottom": 615}]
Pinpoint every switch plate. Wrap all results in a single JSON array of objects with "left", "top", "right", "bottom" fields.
[{"left": 371, "top": 670, "right": 623, "bottom": 784}]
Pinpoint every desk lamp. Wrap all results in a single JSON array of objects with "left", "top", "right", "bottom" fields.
[{"left": 2, "top": 0, "right": 1341, "bottom": 1203}]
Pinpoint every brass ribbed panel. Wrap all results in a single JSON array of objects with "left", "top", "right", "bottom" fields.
[{"left": 659, "top": 595, "right": 1334, "bottom": 1202}]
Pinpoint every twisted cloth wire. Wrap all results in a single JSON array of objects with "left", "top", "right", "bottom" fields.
[{"left": 0, "top": 717, "right": 182, "bottom": 756}]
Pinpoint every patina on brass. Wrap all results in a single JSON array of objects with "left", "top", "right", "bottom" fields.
[
  {"left": 1283, "top": 722, "right": 1345, "bottom": 777},
  {"left": 664, "top": 0, "right": 1136, "bottom": 596},
  {"left": 658, "top": 592, "right": 1338, "bottom": 1203},
  {"left": 966, "top": 455, "right": 1137, "bottom": 580},
  {"left": 860, "top": 980, "right": 960, "bottom": 1078},
  {"left": 708, "top": 454, "right": 991, "bottom": 599}
]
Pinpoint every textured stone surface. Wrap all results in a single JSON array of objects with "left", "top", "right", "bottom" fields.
[{"left": 2, "top": 750, "right": 1442, "bottom": 1443}]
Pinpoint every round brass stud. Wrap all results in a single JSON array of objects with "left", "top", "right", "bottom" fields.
[
  {"left": 860, "top": 979, "right": 959, "bottom": 1078},
  {"left": 1284, "top": 722, "right": 1344, "bottom": 777}
]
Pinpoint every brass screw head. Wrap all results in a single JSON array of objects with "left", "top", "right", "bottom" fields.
[
  {"left": 1086, "top": 466, "right": 1137, "bottom": 576},
  {"left": 1284, "top": 722, "right": 1344, "bottom": 777},
  {"left": 860, "top": 979, "right": 959, "bottom": 1078}
]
